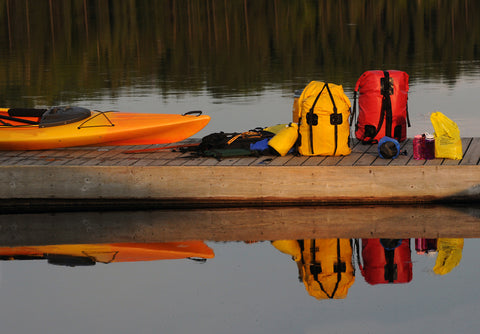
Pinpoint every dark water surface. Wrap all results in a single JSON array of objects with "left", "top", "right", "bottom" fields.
[{"left": 1, "top": 1, "right": 480, "bottom": 137}]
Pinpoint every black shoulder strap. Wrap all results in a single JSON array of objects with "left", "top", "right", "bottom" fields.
[
  {"left": 318, "top": 239, "right": 344, "bottom": 299},
  {"left": 361, "top": 71, "right": 393, "bottom": 144},
  {"left": 325, "top": 83, "right": 340, "bottom": 156},
  {"left": 384, "top": 248, "right": 397, "bottom": 283},
  {"left": 406, "top": 103, "right": 411, "bottom": 128},
  {"left": 306, "top": 83, "right": 340, "bottom": 155},
  {"left": 382, "top": 71, "right": 393, "bottom": 138},
  {"left": 351, "top": 90, "right": 357, "bottom": 127},
  {"left": 306, "top": 84, "right": 327, "bottom": 154}
]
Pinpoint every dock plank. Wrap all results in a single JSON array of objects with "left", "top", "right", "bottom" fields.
[
  {"left": 1, "top": 156, "right": 27, "bottom": 166},
  {"left": 442, "top": 138, "right": 471, "bottom": 166},
  {"left": 389, "top": 139, "right": 413, "bottom": 166},
  {"left": 407, "top": 156, "right": 426, "bottom": 166},
  {"left": 1, "top": 137, "right": 478, "bottom": 169},
  {"left": 337, "top": 141, "right": 370, "bottom": 166},
  {"left": 145, "top": 158, "right": 172, "bottom": 166},
  {"left": 461, "top": 137, "right": 480, "bottom": 165},
  {"left": 18, "top": 149, "right": 62, "bottom": 165},
  {"left": 95, "top": 149, "right": 139, "bottom": 166},
  {"left": 425, "top": 158, "right": 444, "bottom": 166},
  {"left": 198, "top": 157, "right": 222, "bottom": 166},
  {"left": 233, "top": 156, "right": 261, "bottom": 166},
  {"left": 183, "top": 157, "right": 210, "bottom": 166},
  {"left": 46, "top": 149, "right": 92, "bottom": 166},
  {"left": 246, "top": 156, "right": 276, "bottom": 166},
  {"left": 216, "top": 157, "right": 241, "bottom": 166},
  {"left": 353, "top": 143, "right": 378, "bottom": 166},
  {"left": 285, "top": 155, "right": 310, "bottom": 166},
  {"left": 302, "top": 156, "right": 327, "bottom": 166},
  {"left": 1, "top": 150, "right": 44, "bottom": 165},
  {"left": 164, "top": 153, "right": 191, "bottom": 166},
  {"left": 268, "top": 155, "right": 294, "bottom": 166},
  {"left": 319, "top": 155, "right": 344, "bottom": 166},
  {"left": 78, "top": 147, "right": 130, "bottom": 166}
]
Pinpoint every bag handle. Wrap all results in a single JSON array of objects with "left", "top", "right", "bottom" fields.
[
  {"left": 325, "top": 83, "right": 338, "bottom": 114},
  {"left": 183, "top": 110, "right": 203, "bottom": 116}
]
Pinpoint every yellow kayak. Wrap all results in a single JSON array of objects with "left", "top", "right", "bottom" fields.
[
  {"left": 0, "top": 107, "right": 210, "bottom": 150},
  {"left": 0, "top": 241, "right": 215, "bottom": 266}
]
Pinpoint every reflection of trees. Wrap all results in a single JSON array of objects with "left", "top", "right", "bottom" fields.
[{"left": 1, "top": 0, "right": 479, "bottom": 105}]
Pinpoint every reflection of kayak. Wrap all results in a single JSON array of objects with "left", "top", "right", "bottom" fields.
[
  {"left": 0, "top": 241, "right": 215, "bottom": 266},
  {"left": 0, "top": 107, "right": 210, "bottom": 150}
]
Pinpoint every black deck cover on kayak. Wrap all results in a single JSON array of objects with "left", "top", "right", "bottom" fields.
[
  {"left": 8, "top": 108, "right": 47, "bottom": 117},
  {"left": 39, "top": 107, "right": 91, "bottom": 128}
]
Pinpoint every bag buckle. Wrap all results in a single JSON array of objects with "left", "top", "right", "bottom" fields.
[
  {"left": 330, "top": 113, "right": 343, "bottom": 125},
  {"left": 381, "top": 77, "right": 394, "bottom": 95},
  {"left": 306, "top": 112, "right": 318, "bottom": 126}
]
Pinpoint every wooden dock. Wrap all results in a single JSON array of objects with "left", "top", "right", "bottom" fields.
[{"left": 0, "top": 137, "right": 479, "bottom": 212}]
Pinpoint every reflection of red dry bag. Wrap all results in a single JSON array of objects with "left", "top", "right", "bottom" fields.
[
  {"left": 359, "top": 239, "right": 412, "bottom": 285},
  {"left": 353, "top": 70, "right": 410, "bottom": 143}
]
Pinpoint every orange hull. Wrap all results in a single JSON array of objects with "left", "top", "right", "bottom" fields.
[{"left": 0, "top": 109, "right": 210, "bottom": 150}]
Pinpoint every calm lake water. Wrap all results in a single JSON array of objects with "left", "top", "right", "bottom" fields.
[
  {"left": 0, "top": 215, "right": 478, "bottom": 334},
  {"left": 0, "top": 207, "right": 479, "bottom": 334},
  {"left": 1, "top": 1, "right": 480, "bottom": 333}
]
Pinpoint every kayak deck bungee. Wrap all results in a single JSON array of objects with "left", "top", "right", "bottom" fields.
[{"left": 0, "top": 107, "right": 210, "bottom": 150}]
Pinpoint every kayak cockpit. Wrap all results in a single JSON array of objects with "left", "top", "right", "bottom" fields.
[
  {"left": 39, "top": 107, "right": 91, "bottom": 127},
  {"left": 0, "top": 107, "right": 91, "bottom": 127}
]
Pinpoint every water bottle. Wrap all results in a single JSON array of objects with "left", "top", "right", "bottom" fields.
[
  {"left": 415, "top": 238, "right": 427, "bottom": 254},
  {"left": 424, "top": 133, "right": 435, "bottom": 159},
  {"left": 415, "top": 238, "right": 437, "bottom": 254},
  {"left": 413, "top": 134, "right": 424, "bottom": 160}
]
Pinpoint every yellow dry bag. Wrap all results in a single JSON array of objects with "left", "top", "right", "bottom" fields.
[
  {"left": 430, "top": 111, "right": 463, "bottom": 160},
  {"left": 268, "top": 123, "right": 298, "bottom": 156},
  {"left": 296, "top": 81, "right": 351, "bottom": 156}
]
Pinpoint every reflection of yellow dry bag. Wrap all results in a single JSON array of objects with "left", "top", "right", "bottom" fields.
[
  {"left": 430, "top": 111, "right": 463, "bottom": 160},
  {"left": 272, "top": 239, "right": 355, "bottom": 300},
  {"left": 433, "top": 238, "right": 464, "bottom": 275},
  {"left": 268, "top": 123, "right": 298, "bottom": 156}
]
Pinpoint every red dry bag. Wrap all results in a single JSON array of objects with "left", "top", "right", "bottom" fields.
[{"left": 353, "top": 70, "right": 410, "bottom": 143}]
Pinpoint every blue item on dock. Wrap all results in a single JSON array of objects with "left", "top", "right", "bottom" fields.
[
  {"left": 250, "top": 138, "right": 270, "bottom": 154},
  {"left": 378, "top": 136, "right": 400, "bottom": 159}
]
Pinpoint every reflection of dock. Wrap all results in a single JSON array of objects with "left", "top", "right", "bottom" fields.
[
  {"left": 0, "top": 138, "right": 479, "bottom": 211},
  {"left": 1, "top": 206, "right": 479, "bottom": 246}
]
